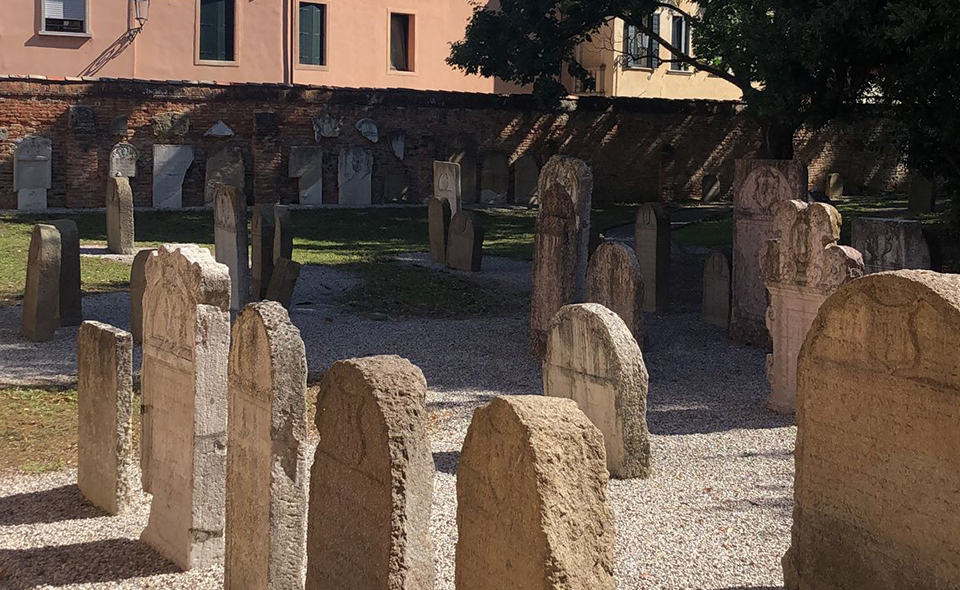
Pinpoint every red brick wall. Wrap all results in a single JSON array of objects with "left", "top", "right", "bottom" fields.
[{"left": 0, "top": 78, "right": 908, "bottom": 209}]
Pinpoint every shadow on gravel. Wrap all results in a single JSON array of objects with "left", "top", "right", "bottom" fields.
[
  {"left": 0, "top": 485, "right": 107, "bottom": 526},
  {"left": 648, "top": 407, "right": 795, "bottom": 437},
  {"left": 433, "top": 451, "right": 459, "bottom": 475},
  {"left": 0, "top": 538, "right": 178, "bottom": 586}
]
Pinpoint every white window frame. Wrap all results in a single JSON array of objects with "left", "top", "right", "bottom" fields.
[{"left": 40, "top": 0, "right": 91, "bottom": 37}]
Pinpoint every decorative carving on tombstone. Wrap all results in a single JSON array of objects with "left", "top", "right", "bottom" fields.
[
  {"left": 109, "top": 142, "right": 138, "bottom": 178},
  {"left": 337, "top": 147, "right": 373, "bottom": 205},
  {"left": 852, "top": 218, "right": 932, "bottom": 275},
  {"left": 314, "top": 114, "right": 341, "bottom": 140},
  {"left": 433, "top": 161, "right": 462, "bottom": 215}
]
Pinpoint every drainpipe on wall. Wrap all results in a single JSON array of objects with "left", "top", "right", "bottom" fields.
[{"left": 282, "top": 0, "right": 291, "bottom": 84}]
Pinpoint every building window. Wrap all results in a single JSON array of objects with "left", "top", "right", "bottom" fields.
[
  {"left": 299, "top": 2, "right": 326, "bottom": 66},
  {"left": 624, "top": 13, "right": 660, "bottom": 69},
  {"left": 671, "top": 15, "right": 691, "bottom": 71},
  {"left": 390, "top": 13, "right": 414, "bottom": 72},
  {"left": 199, "top": 0, "right": 236, "bottom": 62},
  {"left": 43, "top": 0, "right": 87, "bottom": 33}
]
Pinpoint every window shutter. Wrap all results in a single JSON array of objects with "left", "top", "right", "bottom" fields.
[
  {"left": 624, "top": 24, "right": 638, "bottom": 68},
  {"left": 312, "top": 5, "right": 325, "bottom": 65},
  {"left": 650, "top": 13, "right": 660, "bottom": 68},
  {"left": 45, "top": 0, "right": 85, "bottom": 20},
  {"left": 299, "top": 4, "right": 312, "bottom": 64}
]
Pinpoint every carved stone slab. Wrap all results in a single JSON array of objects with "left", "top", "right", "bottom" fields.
[
  {"left": 109, "top": 142, "right": 138, "bottom": 178},
  {"left": 15, "top": 135, "right": 52, "bottom": 210},
  {"left": 634, "top": 204, "right": 671, "bottom": 313},
  {"left": 106, "top": 177, "right": 135, "bottom": 255},
  {"left": 433, "top": 161, "right": 462, "bottom": 215},
  {"left": 338, "top": 147, "right": 373, "bottom": 205},
  {"left": 586, "top": 241, "right": 644, "bottom": 342},
  {"left": 851, "top": 218, "right": 932, "bottom": 275},
  {"left": 152, "top": 145, "right": 194, "bottom": 209},
  {"left": 204, "top": 146, "right": 245, "bottom": 206},
  {"left": 289, "top": 146, "right": 323, "bottom": 206},
  {"left": 21, "top": 224, "right": 61, "bottom": 341},
  {"left": 214, "top": 184, "right": 250, "bottom": 314},
  {"left": 356, "top": 118, "right": 379, "bottom": 143}
]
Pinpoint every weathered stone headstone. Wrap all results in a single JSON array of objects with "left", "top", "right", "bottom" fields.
[
  {"left": 446, "top": 212, "right": 483, "bottom": 272},
  {"left": 433, "top": 161, "right": 462, "bottom": 215},
  {"left": 760, "top": 200, "right": 863, "bottom": 414},
  {"left": 456, "top": 396, "right": 615, "bottom": 590},
  {"left": 907, "top": 175, "right": 935, "bottom": 213},
  {"left": 50, "top": 219, "right": 82, "bottom": 327},
  {"left": 480, "top": 152, "right": 509, "bottom": 204},
  {"left": 140, "top": 244, "right": 230, "bottom": 570},
  {"left": 204, "top": 146, "right": 245, "bottom": 206},
  {"left": 783, "top": 270, "right": 960, "bottom": 590},
  {"left": 306, "top": 355, "right": 435, "bottom": 590},
  {"left": 214, "top": 184, "right": 250, "bottom": 314},
  {"left": 634, "top": 204, "right": 671, "bottom": 313},
  {"left": 731, "top": 159, "right": 809, "bottom": 346},
  {"left": 130, "top": 249, "right": 157, "bottom": 344},
  {"left": 314, "top": 114, "right": 341, "bottom": 140},
  {"left": 356, "top": 118, "right": 379, "bottom": 143},
  {"left": 21, "top": 224, "right": 61, "bottom": 342},
  {"left": 513, "top": 155, "right": 540, "bottom": 205},
  {"left": 389, "top": 130, "right": 405, "bottom": 160},
  {"left": 825, "top": 172, "right": 843, "bottom": 200},
  {"left": 338, "top": 147, "right": 373, "bottom": 205},
  {"left": 14, "top": 135, "right": 52, "bottom": 211},
  {"left": 152, "top": 145, "right": 194, "bottom": 209},
  {"left": 109, "top": 143, "right": 138, "bottom": 178},
  {"left": 585, "top": 241, "right": 644, "bottom": 341},
  {"left": 265, "top": 258, "right": 302, "bottom": 310},
  {"left": 428, "top": 197, "right": 451, "bottom": 264},
  {"left": 106, "top": 177, "right": 135, "bottom": 255},
  {"left": 852, "top": 218, "right": 932, "bottom": 275},
  {"left": 273, "top": 206, "right": 294, "bottom": 264},
  {"left": 251, "top": 204, "right": 276, "bottom": 300},
  {"left": 77, "top": 320, "right": 135, "bottom": 515},
  {"left": 702, "top": 249, "right": 732, "bottom": 328},
  {"left": 289, "top": 146, "right": 323, "bottom": 206},
  {"left": 446, "top": 138, "right": 477, "bottom": 205},
  {"left": 70, "top": 105, "right": 96, "bottom": 134},
  {"left": 225, "top": 302, "right": 307, "bottom": 590},
  {"left": 530, "top": 156, "right": 593, "bottom": 358},
  {"left": 543, "top": 303, "right": 651, "bottom": 478}
]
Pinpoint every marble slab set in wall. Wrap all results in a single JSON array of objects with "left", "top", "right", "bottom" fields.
[
  {"left": 338, "top": 147, "right": 373, "bottom": 206},
  {"left": 204, "top": 146, "right": 245, "bottom": 206},
  {"left": 851, "top": 218, "right": 932, "bottom": 274},
  {"left": 152, "top": 145, "right": 195, "bottom": 209},
  {"left": 14, "top": 135, "right": 52, "bottom": 210},
  {"left": 289, "top": 146, "right": 323, "bottom": 206},
  {"left": 433, "top": 161, "right": 462, "bottom": 215}
]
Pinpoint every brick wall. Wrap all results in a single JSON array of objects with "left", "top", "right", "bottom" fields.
[{"left": 0, "top": 78, "right": 908, "bottom": 209}]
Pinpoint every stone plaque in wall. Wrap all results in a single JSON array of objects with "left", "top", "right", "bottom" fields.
[
  {"left": 254, "top": 111, "right": 280, "bottom": 138},
  {"left": 355, "top": 118, "right": 379, "bottom": 143},
  {"left": 702, "top": 249, "right": 732, "bottom": 328},
  {"left": 731, "top": 159, "right": 808, "bottom": 347},
  {"left": 214, "top": 184, "right": 251, "bottom": 315},
  {"left": 204, "top": 120, "right": 235, "bottom": 138},
  {"left": 152, "top": 145, "right": 194, "bottom": 209},
  {"left": 110, "top": 115, "right": 129, "bottom": 136},
  {"left": 852, "top": 218, "right": 932, "bottom": 275},
  {"left": 585, "top": 241, "right": 644, "bottom": 341},
  {"left": 205, "top": 146, "right": 245, "bottom": 206},
  {"left": 513, "top": 155, "right": 540, "bottom": 206},
  {"left": 389, "top": 130, "right": 405, "bottom": 161},
  {"left": 480, "top": 152, "right": 509, "bottom": 204},
  {"left": 70, "top": 105, "right": 96, "bottom": 135},
  {"left": 152, "top": 112, "right": 190, "bottom": 137},
  {"left": 109, "top": 143, "right": 138, "bottom": 178},
  {"left": 314, "top": 113, "right": 341, "bottom": 140},
  {"left": 338, "top": 147, "right": 373, "bottom": 205},
  {"left": 14, "top": 135, "right": 52, "bottom": 211},
  {"left": 634, "top": 204, "right": 671, "bottom": 313},
  {"left": 433, "top": 161, "right": 462, "bottom": 215},
  {"left": 288, "top": 146, "right": 323, "bottom": 206},
  {"left": 784, "top": 271, "right": 960, "bottom": 590}
]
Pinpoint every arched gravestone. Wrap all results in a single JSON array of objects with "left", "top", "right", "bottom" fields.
[
  {"left": 513, "top": 155, "right": 540, "bottom": 205},
  {"left": 456, "top": 396, "right": 616, "bottom": 590},
  {"left": 225, "top": 302, "right": 308, "bottom": 590},
  {"left": 480, "top": 152, "right": 509, "bottom": 204},
  {"left": 446, "top": 211, "right": 483, "bottom": 272},
  {"left": 851, "top": 218, "right": 932, "bottom": 275},
  {"left": 585, "top": 241, "right": 644, "bottom": 341},
  {"left": 446, "top": 137, "right": 477, "bottom": 205},
  {"left": 784, "top": 271, "right": 960, "bottom": 590},
  {"left": 106, "top": 177, "right": 135, "bottom": 255},
  {"left": 543, "top": 304, "right": 651, "bottom": 478},
  {"left": 214, "top": 184, "right": 250, "bottom": 315},
  {"left": 634, "top": 204, "right": 671, "bottom": 313},
  {"left": 140, "top": 244, "right": 231, "bottom": 570},
  {"left": 529, "top": 156, "right": 593, "bottom": 358},
  {"left": 306, "top": 356, "right": 434, "bottom": 590},
  {"left": 428, "top": 197, "right": 451, "bottom": 264},
  {"left": 109, "top": 142, "right": 138, "bottom": 179},
  {"left": 702, "top": 249, "right": 732, "bottom": 328},
  {"left": 14, "top": 135, "right": 52, "bottom": 210},
  {"left": 433, "top": 160, "right": 462, "bottom": 215},
  {"left": 21, "top": 224, "right": 61, "bottom": 341},
  {"left": 760, "top": 201, "right": 863, "bottom": 414}
]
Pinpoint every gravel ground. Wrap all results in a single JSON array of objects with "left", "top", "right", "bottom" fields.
[{"left": 0, "top": 253, "right": 794, "bottom": 590}]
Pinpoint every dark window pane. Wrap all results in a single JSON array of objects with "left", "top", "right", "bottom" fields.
[
  {"left": 200, "top": 0, "right": 235, "bottom": 61},
  {"left": 390, "top": 13, "right": 411, "bottom": 71},
  {"left": 45, "top": 18, "right": 85, "bottom": 33},
  {"left": 671, "top": 16, "right": 688, "bottom": 70},
  {"left": 299, "top": 3, "right": 326, "bottom": 65}
]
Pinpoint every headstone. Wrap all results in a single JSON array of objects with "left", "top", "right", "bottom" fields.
[
  {"left": 585, "top": 241, "right": 644, "bottom": 341},
  {"left": 251, "top": 204, "right": 276, "bottom": 300},
  {"left": 50, "top": 219, "right": 82, "bottom": 327},
  {"left": 852, "top": 218, "right": 932, "bottom": 275},
  {"left": 543, "top": 303, "right": 651, "bottom": 478},
  {"left": 204, "top": 120, "right": 235, "bottom": 138},
  {"left": 106, "top": 177, "right": 135, "bottom": 255},
  {"left": 783, "top": 271, "right": 960, "bottom": 590},
  {"left": 383, "top": 172, "right": 409, "bottom": 202},
  {"left": 428, "top": 197, "right": 451, "bottom": 264},
  {"left": 702, "top": 174, "right": 722, "bottom": 201},
  {"left": 355, "top": 118, "right": 379, "bottom": 143},
  {"left": 306, "top": 356, "right": 435, "bottom": 590},
  {"left": 314, "top": 114, "right": 341, "bottom": 140},
  {"left": 338, "top": 147, "right": 373, "bottom": 205},
  {"left": 446, "top": 212, "right": 484, "bottom": 272},
  {"left": 480, "top": 152, "right": 509, "bottom": 204},
  {"left": 140, "top": 244, "right": 230, "bottom": 570},
  {"left": 530, "top": 156, "right": 593, "bottom": 358},
  {"left": 255, "top": 111, "right": 280, "bottom": 139},
  {"left": 273, "top": 206, "right": 294, "bottom": 264},
  {"left": 731, "top": 159, "right": 809, "bottom": 346},
  {"left": 152, "top": 145, "right": 194, "bottom": 209},
  {"left": 447, "top": 139, "right": 477, "bottom": 205},
  {"left": 77, "top": 320, "right": 135, "bottom": 515},
  {"left": 130, "top": 249, "right": 157, "bottom": 344},
  {"left": 433, "top": 161, "right": 462, "bottom": 215},
  {"left": 456, "top": 396, "right": 615, "bottom": 590},
  {"left": 389, "top": 130, "right": 405, "bottom": 160},
  {"left": 513, "top": 155, "right": 540, "bottom": 205},
  {"left": 109, "top": 142, "right": 138, "bottom": 178},
  {"left": 225, "top": 302, "right": 308, "bottom": 590},
  {"left": 152, "top": 112, "right": 190, "bottom": 137},
  {"left": 21, "top": 224, "right": 61, "bottom": 342},
  {"left": 70, "top": 105, "right": 96, "bottom": 134},
  {"left": 289, "top": 146, "right": 323, "bottom": 206},
  {"left": 634, "top": 204, "right": 671, "bottom": 313},
  {"left": 702, "top": 249, "right": 732, "bottom": 328},
  {"left": 825, "top": 172, "right": 843, "bottom": 200},
  {"left": 214, "top": 184, "right": 251, "bottom": 315},
  {"left": 110, "top": 115, "right": 129, "bottom": 136},
  {"left": 204, "top": 146, "right": 245, "bottom": 206},
  {"left": 14, "top": 135, "right": 52, "bottom": 211},
  {"left": 265, "top": 258, "right": 302, "bottom": 309},
  {"left": 760, "top": 200, "right": 863, "bottom": 414},
  {"left": 907, "top": 175, "right": 935, "bottom": 213}
]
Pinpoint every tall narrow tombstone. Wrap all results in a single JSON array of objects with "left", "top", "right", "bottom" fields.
[
  {"left": 337, "top": 147, "right": 373, "bottom": 205},
  {"left": 480, "top": 152, "right": 509, "bottom": 204},
  {"left": 585, "top": 241, "right": 644, "bottom": 341},
  {"left": 530, "top": 156, "right": 593, "bottom": 358},
  {"left": 152, "top": 145, "right": 194, "bottom": 209},
  {"left": 204, "top": 146, "right": 246, "bottom": 206},
  {"left": 50, "top": 219, "right": 82, "bottom": 326},
  {"left": 77, "top": 321, "right": 135, "bottom": 515},
  {"left": 289, "top": 146, "right": 324, "bottom": 206},
  {"left": 760, "top": 201, "right": 863, "bottom": 414},
  {"left": 427, "top": 197, "right": 452, "bottom": 264},
  {"left": 273, "top": 206, "right": 294, "bottom": 264},
  {"left": 852, "top": 218, "right": 932, "bottom": 274},
  {"left": 731, "top": 159, "right": 809, "bottom": 346},
  {"left": 130, "top": 249, "right": 157, "bottom": 344},
  {"left": 456, "top": 396, "right": 616, "bottom": 590},
  {"left": 702, "top": 249, "right": 732, "bottom": 328},
  {"left": 784, "top": 271, "right": 960, "bottom": 590},
  {"left": 109, "top": 142, "right": 138, "bottom": 179},
  {"left": 106, "top": 177, "right": 135, "bottom": 255},
  {"left": 907, "top": 175, "right": 935, "bottom": 213},
  {"left": 251, "top": 204, "right": 277, "bottom": 300},
  {"left": 265, "top": 258, "right": 302, "bottom": 310},
  {"left": 14, "top": 135, "right": 52, "bottom": 211},
  {"left": 21, "top": 224, "right": 61, "bottom": 342},
  {"left": 140, "top": 244, "right": 231, "bottom": 570},
  {"left": 433, "top": 161, "right": 462, "bottom": 215},
  {"left": 306, "top": 356, "right": 435, "bottom": 590},
  {"left": 543, "top": 304, "right": 651, "bottom": 478},
  {"left": 225, "top": 302, "right": 308, "bottom": 590},
  {"left": 513, "top": 155, "right": 540, "bottom": 205},
  {"left": 634, "top": 204, "right": 671, "bottom": 313},
  {"left": 446, "top": 212, "right": 484, "bottom": 272},
  {"left": 214, "top": 184, "right": 251, "bottom": 315}
]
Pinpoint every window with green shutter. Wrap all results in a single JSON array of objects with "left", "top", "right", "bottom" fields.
[
  {"left": 199, "top": 0, "right": 235, "bottom": 62},
  {"left": 299, "top": 3, "right": 326, "bottom": 66}
]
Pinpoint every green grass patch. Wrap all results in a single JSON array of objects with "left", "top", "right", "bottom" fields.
[{"left": 673, "top": 217, "right": 734, "bottom": 249}]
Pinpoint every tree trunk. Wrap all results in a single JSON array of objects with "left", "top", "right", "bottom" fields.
[{"left": 757, "top": 122, "right": 797, "bottom": 160}]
